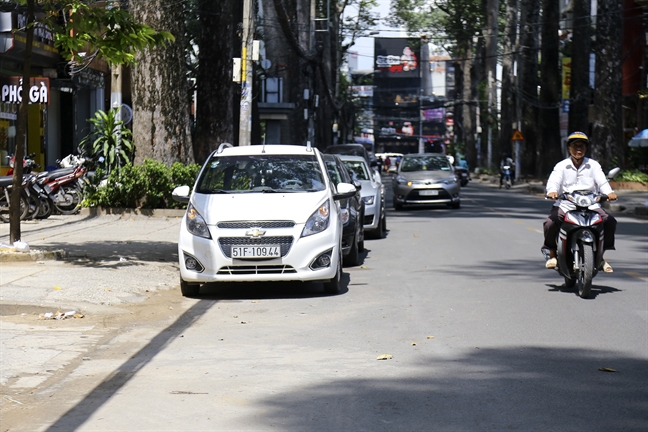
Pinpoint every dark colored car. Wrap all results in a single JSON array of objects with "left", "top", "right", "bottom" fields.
[
  {"left": 322, "top": 154, "right": 365, "bottom": 266},
  {"left": 323, "top": 144, "right": 378, "bottom": 169}
]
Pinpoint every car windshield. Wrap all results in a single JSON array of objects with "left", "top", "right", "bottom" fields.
[
  {"left": 343, "top": 160, "right": 370, "bottom": 181},
  {"left": 400, "top": 156, "right": 452, "bottom": 172},
  {"left": 324, "top": 159, "right": 344, "bottom": 184},
  {"left": 195, "top": 154, "right": 326, "bottom": 193}
]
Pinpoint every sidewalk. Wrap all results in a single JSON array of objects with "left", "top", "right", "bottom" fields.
[
  {"left": 473, "top": 174, "right": 648, "bottom": 218},
  {"left": 0, "top": 211, "right": 184, "bottom": 315}
]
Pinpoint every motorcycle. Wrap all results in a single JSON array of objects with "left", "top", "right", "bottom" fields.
[
  {"left": 542, "top": 169, "right": 619, "bottom": 299},
  {"left": 454, "top": 166, "right": 470, "bottom": 187},
  {"left": 0, "top": 175, "right": 31, "bottom": 222},
  {"left": 500, "top": 165, "right": 513, "bottom": 189},
  {"left": 35, "top": 155, "right": 88, "bottom": 215}
]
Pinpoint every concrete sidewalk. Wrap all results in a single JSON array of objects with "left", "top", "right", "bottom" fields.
[
  {"left": 473, "top": 174, "right": 648, "bottom": 218},
  {"left": 0, "top": 212, "right": 184, "bottom": 315}
]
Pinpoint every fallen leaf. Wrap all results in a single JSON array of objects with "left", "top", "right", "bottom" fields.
[
  {"left": 73, "top": 313, "right": 84, "bottom": 319},
  {"left": 413, "top": 234, "right": 419, "bottom": 238},
  {"left": 251, "top": 300, "right": 259, "bottom": 303},
  {"left": 411, "top": 342, "right": 417, "bottom": 346},
  {"left": 598, "top": 367, "right": 617, "bottom": 373},
  {"left": 427, "top": 336, "right": 435, "bottom": 339},
  {"left": 377, "top": 354, "right": 393, "bottom": 360},
  {"left": 53, "top": 286, "right": 62, "bottom": 291}
]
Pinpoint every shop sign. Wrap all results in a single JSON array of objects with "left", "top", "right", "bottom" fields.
[{"left": 0, "top": 77, "right": 50, "bottom": 104}]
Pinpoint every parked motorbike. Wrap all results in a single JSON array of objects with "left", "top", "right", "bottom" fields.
[
  {"left": 0, "top": 175, "right": 32, "bottom": 222},
  {"left": 35, "top": 155, "right": 88, "bottom": 215},
  {"left": 542, "top": 168, "right": 619, "bottom": 299}
]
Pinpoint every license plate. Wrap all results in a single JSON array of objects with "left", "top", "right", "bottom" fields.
[
  {"left": 231, "top": 245, "right": 281, "bottom": 258},
  {"left": 419, "top": 190, "right": 439, "bottom": 196}
]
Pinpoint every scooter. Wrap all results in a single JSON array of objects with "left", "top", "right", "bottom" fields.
[
  {"left": 501, "top": 165, "right": 512, "bottom": 189},
  {"left": 542, "top": 167, "right": 620, "bottom": 298},
  {"left": 36, "top": 156, "right": 88, "bottom": 215},
  {"left": 454, "top": 166, "right": 470, "bottom": 187}
]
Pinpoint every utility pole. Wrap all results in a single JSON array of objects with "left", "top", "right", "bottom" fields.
[
  {"left": 238, "top": 0, "right": 254, "bottom": 146},
  {"left": 419, "top": 89, "right": 424, "bottom": 153}
]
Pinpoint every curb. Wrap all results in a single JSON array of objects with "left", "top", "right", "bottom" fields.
[
  {"left": 0, "top": 248, "right": 66, "bottom": 262},
  {"left": 79, "top": 207, "right": 185, "bottom": 218}
]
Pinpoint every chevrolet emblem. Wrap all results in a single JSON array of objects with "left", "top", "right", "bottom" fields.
[{"left": 245, "top": 227, "right": 266, "bottom": 238}]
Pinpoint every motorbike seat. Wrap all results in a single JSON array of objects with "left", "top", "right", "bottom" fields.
[
  {"left": 40, "top": 167, "right": 76, "bottom": 181},
  {"left": 0, "top": 176, "right": 14, "bottom": 187}
]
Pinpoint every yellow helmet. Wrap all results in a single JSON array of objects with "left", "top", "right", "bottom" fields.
[{"left": 567, "top": 131, "right": 589, "bottom": 146}]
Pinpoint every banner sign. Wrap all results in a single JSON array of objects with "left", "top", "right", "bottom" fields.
[
  {"left": 374, "top": 38, "right": 421, "bottom": 78},
  {"left": 0, "top": 77, "right": 50, "bottom": 104}
]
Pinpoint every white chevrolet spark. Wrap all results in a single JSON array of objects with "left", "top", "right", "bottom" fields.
[{"left": 172, "top": 143, "right": 357, "bottom": 297}]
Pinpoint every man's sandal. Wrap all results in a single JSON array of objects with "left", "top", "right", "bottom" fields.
[{"left": 602, "top": 261, "right": 613, "bottom": 273}]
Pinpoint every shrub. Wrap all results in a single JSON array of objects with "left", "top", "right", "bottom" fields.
[
  {"left": 617, "top": 169, "right": 648, "bottom": 184},
  {"left": 83, "top": 159, "right": 201, "bottom": 209}
]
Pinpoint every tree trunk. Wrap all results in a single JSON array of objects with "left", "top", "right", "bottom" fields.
[
  {"left": 485, "top": 0, "right": 499, "bottom": 169},
  {"left": 499, "top": 0, "right": 517, "bottom": 159},
  {"left": 461, "top": 42, "right": 476, "bottom": 170},
  {"left": 519, "top": 0, "right": 540, "bottom": 176},
  {"left": 538, "top": 0, "right": 562, "bottom": 177},
  {"left": 130, "top": 0, "right": 194, "bottom": 166},
  {"left": 568, "top": 0, "right": 592, "bottom": 136},
  {"left": 591, "top": 0, "right": 623, "bottom": 169},
  {"left": 9, "top": 0, "right": 34, "bottom": 244},
  {"left": 194, "top": 0, "right": 241, "bottom": 163}
]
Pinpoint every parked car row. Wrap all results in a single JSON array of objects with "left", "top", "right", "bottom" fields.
[{"left": 171, "top": 143, "right": 388, "bottom": 298}]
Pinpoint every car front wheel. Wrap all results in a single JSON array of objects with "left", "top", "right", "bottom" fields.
[
  {"left": 180, "top": 277, "right": 200, "bottom": 297},
  {"left": 323, "top": 251, "right": 342, "bottom": 294}
]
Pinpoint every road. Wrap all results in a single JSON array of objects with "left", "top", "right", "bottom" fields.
[{"left": 3, "top": 180, "right": 647, "bottom": 431}]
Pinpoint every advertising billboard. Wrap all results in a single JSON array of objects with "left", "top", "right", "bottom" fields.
[{"left": 374, "top": 38, "right": 422, "bottom": 79}]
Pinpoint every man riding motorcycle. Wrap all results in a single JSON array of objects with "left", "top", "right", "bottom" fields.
[{"left": 543, "top": 131, "right": 618, "bottom": 271}]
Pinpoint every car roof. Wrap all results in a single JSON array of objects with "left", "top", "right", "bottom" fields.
[
  {"left": 403, "top": 153, "right": 448, "bottom": 158},
  {"left": 213, "top": 144, "right": 320, "bottom": 157},
  {"left": 337, "top": 155, "right": 367, "bottom": 164}
]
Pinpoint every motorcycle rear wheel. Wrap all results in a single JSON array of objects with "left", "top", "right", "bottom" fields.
[
  {"left": 53, "top": 185, "right": 83, "bottom": 215},
  {"left": 36, "top": 197, "right": 53, "bottom": 219},
  {"left": 576, "top": 243, "right": 594, "bottom": 298}
]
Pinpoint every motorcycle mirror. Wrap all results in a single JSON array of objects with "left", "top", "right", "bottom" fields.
[{"left": 607, "top": 167, "right": 621, "bottom": 180}]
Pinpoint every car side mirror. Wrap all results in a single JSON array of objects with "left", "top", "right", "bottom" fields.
[
  {"left": 172, "top": 185, "right": 191, "bottom": 203},
  {"left": 352, "top": 180, "right": 362, "bottom": 191},
  {"left": 607, "top": 167, "right": 621, "bottom": 180},
  {"left": 334, "top": 182, "right": 357, "bottom": 200}
]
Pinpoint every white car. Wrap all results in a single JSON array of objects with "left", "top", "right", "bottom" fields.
[
  {"left": 172, "top": 143, "right": 357, "bottom": 297},
  {"left": 339, "top": 155, "right": 387, "bottom": 239}
]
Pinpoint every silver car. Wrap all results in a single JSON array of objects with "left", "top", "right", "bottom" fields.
[
  {"left": 392, "top": 153, "right": 461, "bottom": 210},
  {"left": 339, "top": 155, "right": 387, "bottom": 239}
]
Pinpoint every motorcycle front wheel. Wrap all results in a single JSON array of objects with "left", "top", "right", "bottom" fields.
[
  {"left": 53, "top": 185, "right": 83, "bottom": 215},
  {"left": 0, "top": 192, "right": 30, "bottom": 222},
  {"left": 576, "top": 243, "right": 594, "bottom": 298}
]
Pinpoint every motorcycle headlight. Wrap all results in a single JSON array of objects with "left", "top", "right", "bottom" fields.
[
  {"left": 362, "top": 195, "right": 375, "bottom": 205},
  {"left": 185, "top": 203, "right": 211, "bottom": 239},
  {"left": 302, "top": 200, "right": 330, "bottom": 237}
]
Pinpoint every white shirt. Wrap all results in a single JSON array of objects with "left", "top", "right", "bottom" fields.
[{"left": 545, "top": 157, "right": 614, "bottom": 212}]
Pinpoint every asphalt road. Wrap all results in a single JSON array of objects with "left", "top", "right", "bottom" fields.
[{"left": 2, "top": 180, "right": 647, "bottom": 431}]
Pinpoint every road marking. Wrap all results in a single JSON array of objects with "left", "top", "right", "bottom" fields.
[
  {"left": 527, "top": 227, "right": 543, "bottom": 233},
  {"left": 624, "top": 271, "right": 647, "bottom": 280}
]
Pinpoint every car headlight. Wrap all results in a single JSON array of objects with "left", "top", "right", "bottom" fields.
[
  {"left": 185, "top": 203, "right": 211, "bottom": 239},
  {"left": 395, "top": 175, "right": 407, "bottom": 184},
  {"left": 302, "top": 200, "right": 330, "bottom": 237},
  {"left": 443, "top": 177, "right": 457, "bottom": 185},
  {"left": 362, "top": 195, "right": 375, "bottom": 205}
]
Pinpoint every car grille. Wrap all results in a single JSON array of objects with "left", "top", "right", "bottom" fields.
[
  {"left": 217, "top": 221, "right": 295, "bottom": 229},
  {"left": 363, "top": 214, "right": 375, "bottom": 225},
  {"left": 217, "top": 265, "right": 297, "bottom": 275},
  {"left": 406, "top": 189, "right": 452, "bottom": 200},
  {"left": 218, "top": 236, "right": 294, "bottom": 258}
]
